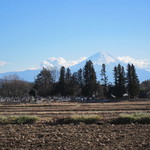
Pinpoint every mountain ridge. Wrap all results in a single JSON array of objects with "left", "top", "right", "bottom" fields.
[{"left": 0, "top": 51, "right": 149, "bottom": 82}]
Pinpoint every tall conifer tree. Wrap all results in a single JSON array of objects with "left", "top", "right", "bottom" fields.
[
  {"left": 126, "top": 64, "right": 140, "bottom": 98},
  {"left": 101, "top": 63, "right": 108, "bottom": 97},
  {"left": 83, "top": 60, "right": 97, "bottom": 97},
  {"left": 77, "top": 68, "right": 83, "bottom": 96},
  {"left": 58, "top": 66, "right": 66, "bottom": 96},
  {"left": 65, "top": 68, "right": 72, "bottom": 95},
  {"left": 34, "top": 68, "right": 53, "bottom": 97},
  {"left": 113, "top": 64, "right": 126, "bottom": 98}
]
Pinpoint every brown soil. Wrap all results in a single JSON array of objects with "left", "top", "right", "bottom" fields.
[
  {"left": 0, "top": 100, "right": 150, "bottom": 150},
  {"left": 0, "top": 123, "right": 150, "bottom": 150}
]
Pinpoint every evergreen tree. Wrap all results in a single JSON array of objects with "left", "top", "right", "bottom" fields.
[
  {"left": 126, "top": 64, "right": 140, "bottom": 98},
  {"left": 77, "top": 68, "right": 83, "bottom": 87},
  {"left": 113, "top": 66, "right": 118, "bottom": 88},
  {"left": 77, "top": 68, "right": 83, "bottom": 96},
  {"left": 113, "top": 64, "right": 126, "bottom": 98},
  {"left": 83, "top": 60, "right": 97, "bottom": 97},
  {"left": 113, "top": 66, "right": 118, "bottom": 97},
  {"left": 131, "top": 64, "right": 140, "bottom": 97},
  {"left": 34, "top": 68, "right": 53, "bottom": 97},
  {"left": 65, "top": 68, "right": 72, "bottom": 96},
  {"left": 118, "top": 65, "right": 126, "bottom": 97},
  {"left": 126, "top": 64, "right": 132, "bottom": 97},
  {"left": 57, "top": 66, "right": 66, "bottom": 96},
  {"left": 70, "top": 72, "right": 80, "bottom": 96},
  {"left": 100, "top": 63, "right": 108, "bottom": 97},
  {"left": 65, "top": 68, "right": 71, "bottom": 84},
  {"left": 140, "top": 80, "right": 150, "bottom": 98}
]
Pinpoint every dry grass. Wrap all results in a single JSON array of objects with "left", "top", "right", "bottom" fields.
[
  {"left": 112, "top": 113, "right": 150, "bottom": 124},
  {"left": 0, "top": 100, "right": 150, "bottom": 122},
  {"left": 0, "top": 115, "right": 39, "bottom": 124}
]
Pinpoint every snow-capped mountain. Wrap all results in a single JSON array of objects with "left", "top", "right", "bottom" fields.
[
  {"left": 71, "top": 51, "right": 122, "bottom": 70},
  {"left": 70, "top": 52, "right": 124, "bottom": 82},
  {"left": 71, "top": 52, "right": 150, "bottom": 82},
  {"left": 0, "top": 51, "right": 149, "bottom": 82}
]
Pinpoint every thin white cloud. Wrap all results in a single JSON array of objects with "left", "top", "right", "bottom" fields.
[
  {"left": 41, "top": 57, "right": 87, "bottom": 69},
  {"left": 117, "top": 56, "right": 150, "bottom": 71},
  {"left": 0, "top": 61, "right": 7, "bottom": 66},
  {"left": 10, "top": 66, "right": 41, "bottom": 72},
  {"left": 26, "top": 66, "right": 40, "bottom": 70}
]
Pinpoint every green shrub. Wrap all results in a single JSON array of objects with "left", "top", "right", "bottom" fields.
[
  {"left": 15, "top": 116, "right": 39, "bottom": 124},
  {"left": 0, "top": 116, "right": 7, "bottom": 123},
  {"left": 112, "top": 113, "right": 150, "bottom": 124},
  {"left": 55, "top": 115, "right": 102, "bottom": 124},
  {"left": 0, "top": 115, "right": 39, "bottom": 124}
]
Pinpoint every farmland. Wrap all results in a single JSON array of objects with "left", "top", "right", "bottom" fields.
[{"left": 0, "top": 100, "right": 150, "bottom": 150}]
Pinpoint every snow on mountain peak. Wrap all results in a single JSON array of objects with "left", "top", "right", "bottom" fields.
[
  {"left": 88, "top": 51, "right": 117, "bottom": 65},
  {"left": 70, "top": 51, "right": 150, "bottom": 82}
]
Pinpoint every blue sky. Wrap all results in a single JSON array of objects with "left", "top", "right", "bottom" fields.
[{"left": 0, "top": 0, "right": 150, "bottom": 73}]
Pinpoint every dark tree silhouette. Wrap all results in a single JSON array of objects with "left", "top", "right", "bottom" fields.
[
  {"left": 83, "top": 60, "right": 97, "bottom": 97},
  {"left": 101, "top": 63, "right": 108, "bottom": 97},
  {"left": 57, "top": 66, "right": 66, "bottom": 96},
  {"left": 113, "top": 64, "right": 126, "bottom": 98},
  {"left": 34, "top": 68, "right": 53, "bottom": 97},
  {"left": 126, "top": 64, "right": 140, "bottom": 98}
]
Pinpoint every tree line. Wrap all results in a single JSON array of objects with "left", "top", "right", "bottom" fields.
[
  {"left": 33, "top": 60, "right": 140, "bottom": 99},
  {"left": 0, "top": 60, "right": 150, "bottom": 99},
  {"left": 0, "top": 74, "right": 32, "bottom": 98}
]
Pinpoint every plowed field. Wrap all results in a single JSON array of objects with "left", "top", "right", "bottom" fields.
[{"left": 0, "top": 100, "right": 150, "bottom": 150}]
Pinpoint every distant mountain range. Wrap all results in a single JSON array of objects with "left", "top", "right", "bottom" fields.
[
  {"left": 0, "top": 52, "right": 149, "bottom": 82},
  {"left": 0, "top": 69, "right": 41, "bottom": 82}
]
